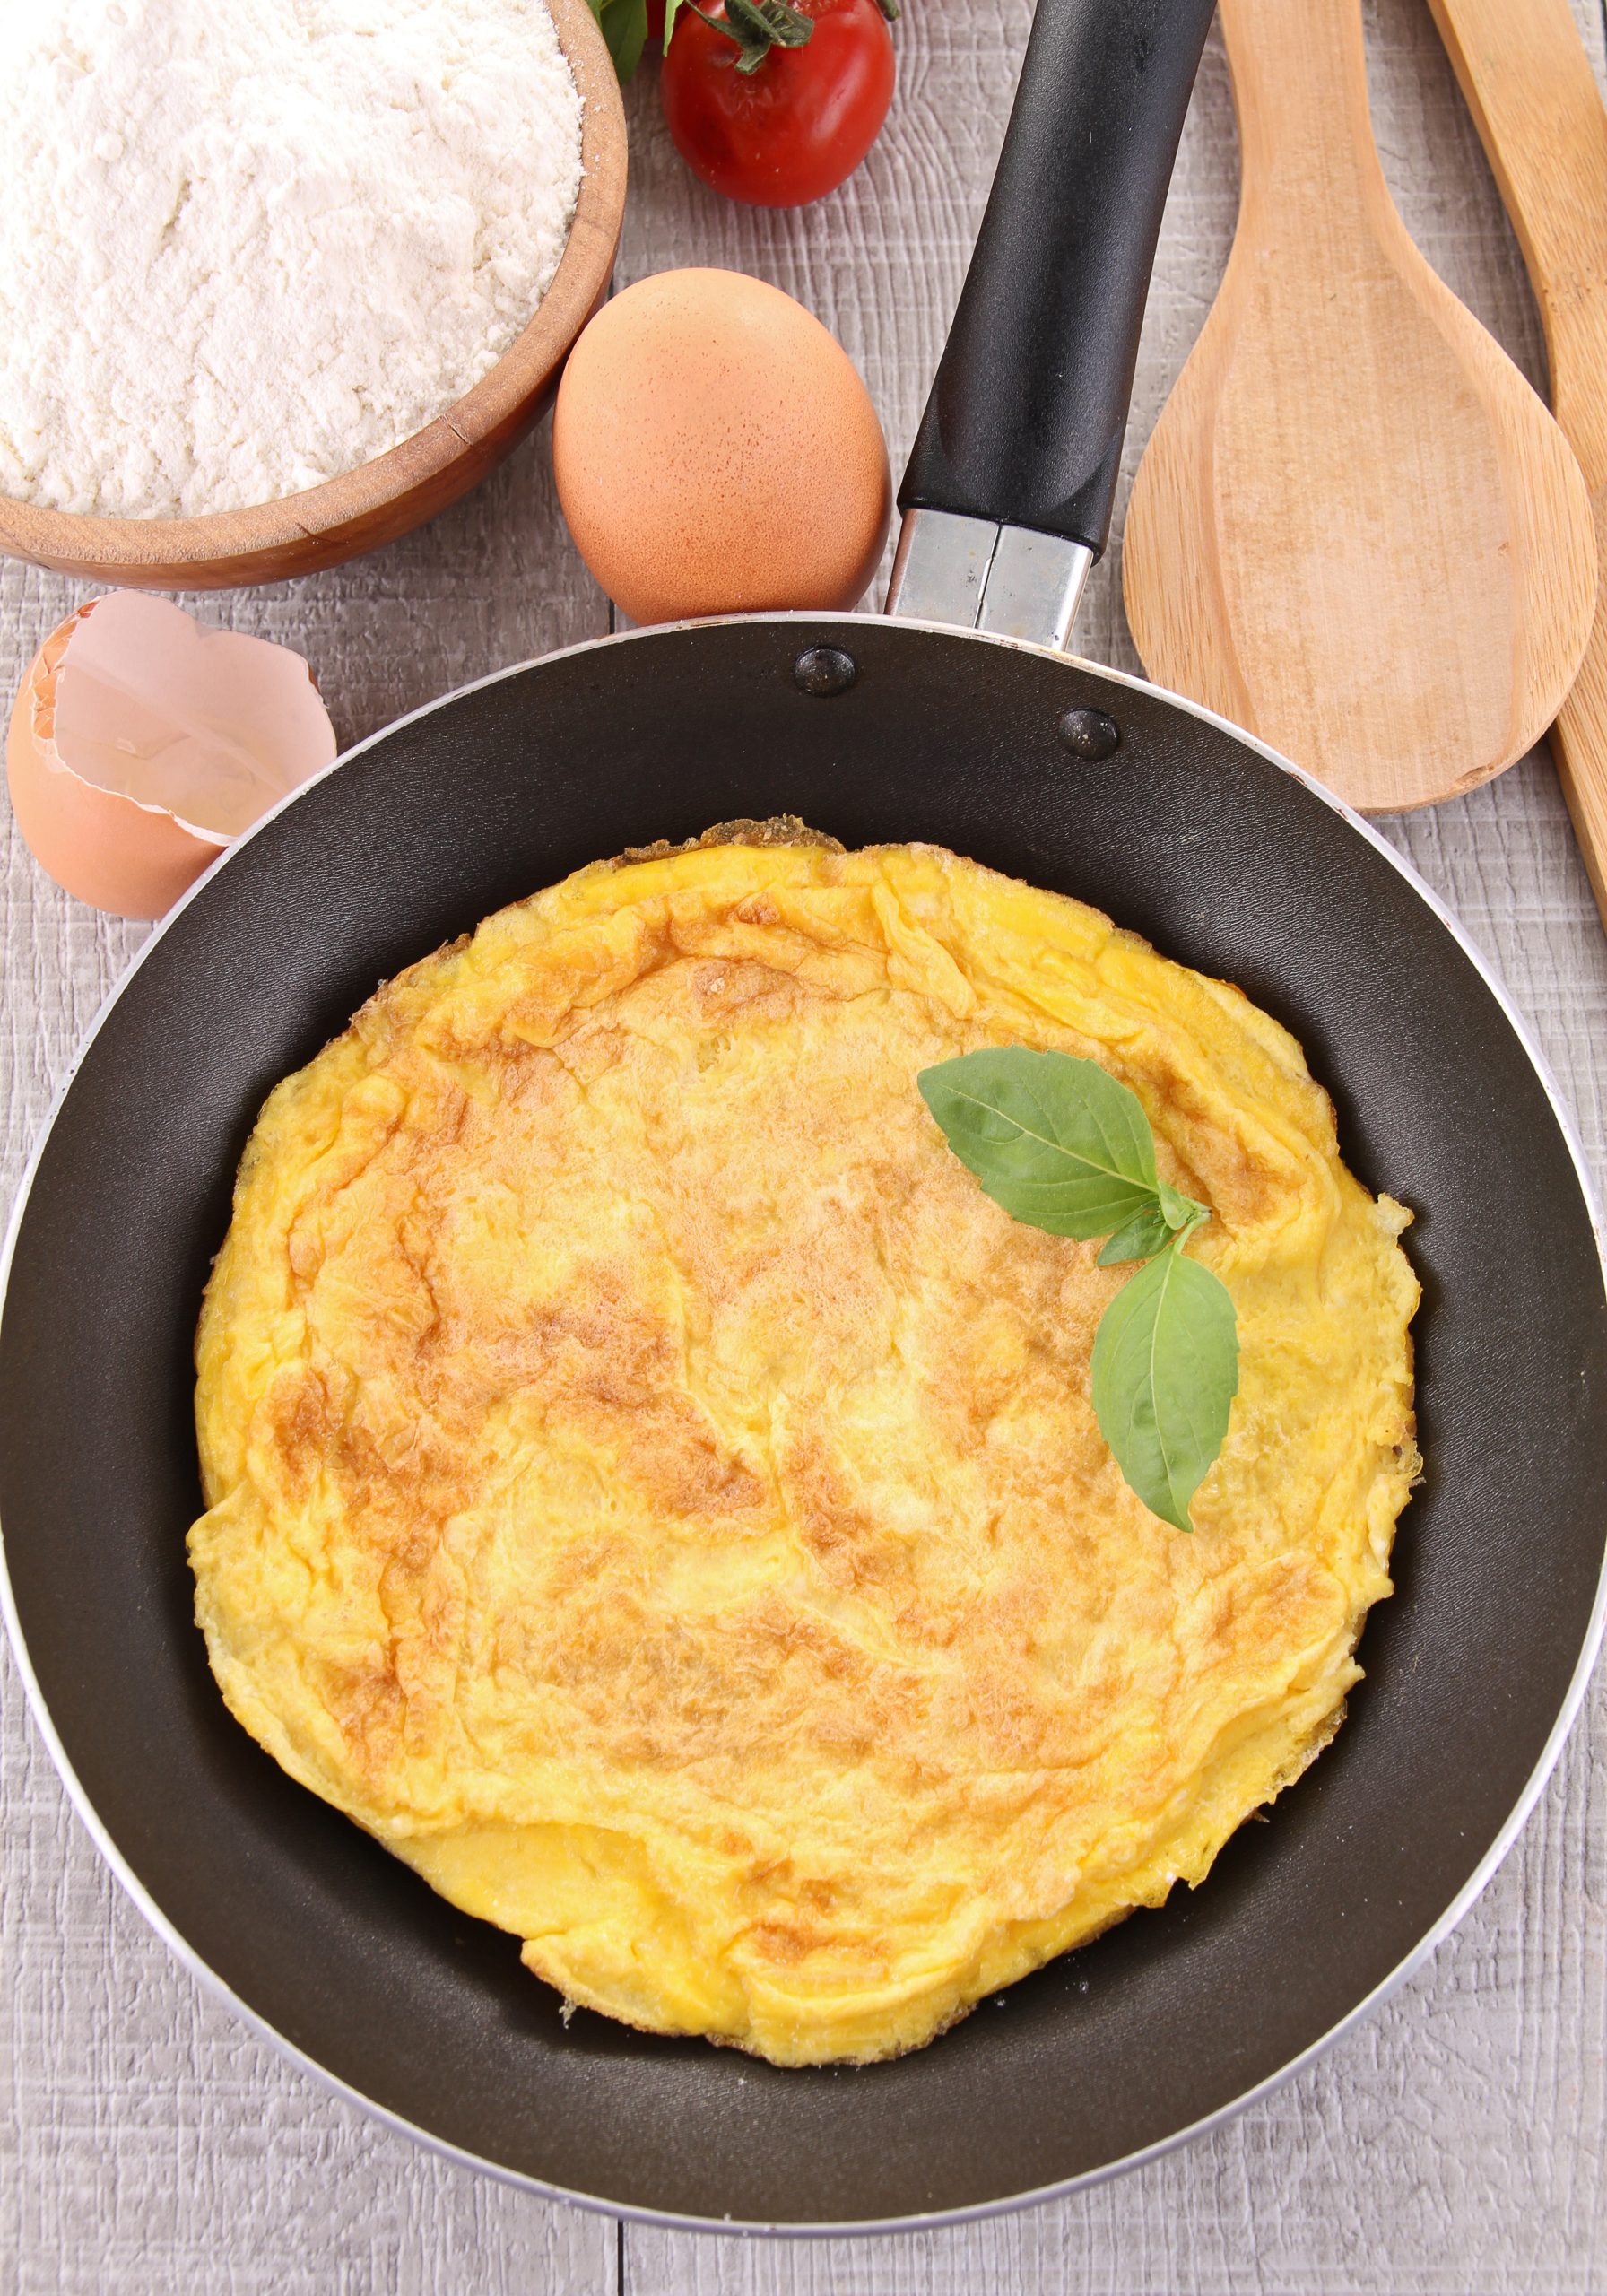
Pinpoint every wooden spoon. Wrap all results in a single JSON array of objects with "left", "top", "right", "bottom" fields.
[
  {"left": 1429, "top": 0, "right": 1607, "bottom": 918},
  {"left": 1122, "top": 0, "right": 1597, "bottom": 813}
]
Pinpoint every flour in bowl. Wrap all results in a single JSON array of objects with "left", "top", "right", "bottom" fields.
[{"left": 0, "top": 0, "right": 584, "bottom": 518}]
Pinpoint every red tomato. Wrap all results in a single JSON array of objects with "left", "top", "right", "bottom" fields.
[{"left": 661, "top": 0, "right": 895, "bottom": 209}]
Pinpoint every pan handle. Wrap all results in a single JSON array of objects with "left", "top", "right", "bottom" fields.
[{"left": 889, "top": 0, "right": 1216, "bottom": 647}]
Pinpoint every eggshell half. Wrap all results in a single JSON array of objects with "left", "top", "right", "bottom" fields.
[
  {"left": 6, "top": 596, "right": 337, "bottom": 920},
  {"left": 552, "top": 269, "right": 891, "bottom": 624},
  {"left": 7, "top": 675, "right": 222, "bottom": 919}
]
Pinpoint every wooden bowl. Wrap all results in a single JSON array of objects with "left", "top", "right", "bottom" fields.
[{"left": 0, "top": 0, "right": 627, "bottom": 593}]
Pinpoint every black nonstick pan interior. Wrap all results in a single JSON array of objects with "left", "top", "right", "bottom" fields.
[{"left": 2, "top": 615, "right": 1603, "bottom": 2228}]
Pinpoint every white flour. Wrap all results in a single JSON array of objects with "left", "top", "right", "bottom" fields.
[{"left": 0, "top": 0, "right": 584, "bottom": 517}]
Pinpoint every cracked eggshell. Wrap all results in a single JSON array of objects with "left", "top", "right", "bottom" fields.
[{"left": 6, "top": 594, "right": 337, "bottom": 919}]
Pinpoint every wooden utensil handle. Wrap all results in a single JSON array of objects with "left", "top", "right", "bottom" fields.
[
  {"left": 1430, "top": 0, "right": 1607, "bottom": 926},
  {"left": 1216, "top": 0, "right": 1380, "bottom": 197},
  {"left": 1428, "top": 0, "right": 1607, "bottom": 470},
  {"left": 1553, "top": 605, "right": 1607, "bottom": 927}
]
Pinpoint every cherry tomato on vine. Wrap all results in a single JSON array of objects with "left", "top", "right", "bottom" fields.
[{"left": 661, "top": 0, "right": 896, "bottom": 209}]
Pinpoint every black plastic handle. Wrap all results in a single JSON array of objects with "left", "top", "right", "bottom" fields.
[{"left": 899, "top": 0, "right": 1217, "bottom": 558}]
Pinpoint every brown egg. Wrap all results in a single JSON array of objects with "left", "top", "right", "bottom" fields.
[
  {"left": 6, "top": 594, "right": 336, "bottom": 920},
  {"left": 552, "top": 269, "right": 890, "bottom": 624}
]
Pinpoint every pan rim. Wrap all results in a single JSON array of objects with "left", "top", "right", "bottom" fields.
[{"left": 3, "top": 611, "right": 1604, "bottom": 2237}]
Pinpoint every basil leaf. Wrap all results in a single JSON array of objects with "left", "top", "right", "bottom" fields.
[
  {"left": 918, "top": 1041, "right": 1239, "bottom": 1530},
  {"left": 587, "top": 0, "right": 648, "bottom": 82},
  {"left": 1095, "top": 1203, "right": 1176, "bottom": 1267},
  {"left": 1090, "top": 1238, "right": 1238, "bottom": 1532},
  {"left": 917, "top": 1048, "right": 1164, "bottom": 1240}
]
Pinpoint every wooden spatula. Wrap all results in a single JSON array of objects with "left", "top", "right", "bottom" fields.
[
  {"left": 1428, "top": 0, "right": 1607, "bottom": 918},
  {"left": 1122, "top": 0, "right": 1597, "bottom": 814}
]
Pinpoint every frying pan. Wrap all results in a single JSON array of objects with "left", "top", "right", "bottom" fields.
[{"left": 3, "top": 0, "right": 1605, "bottom": 2237}]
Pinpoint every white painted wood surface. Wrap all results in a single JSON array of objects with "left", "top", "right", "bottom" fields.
[{"left": 4, "top": 0, "right": 1606, "bottom": 2286}]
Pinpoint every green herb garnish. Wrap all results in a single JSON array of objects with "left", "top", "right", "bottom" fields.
[
  {"left": 917, "top": 1048, "right": 1238, "bottom": 1531},
  {"left": 585, "top": 0, "right": 649, "bottom": 83}
]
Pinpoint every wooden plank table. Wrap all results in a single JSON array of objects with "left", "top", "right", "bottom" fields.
[{"left": 4, "top": 0, "right": 1605, "bottom": 2286}]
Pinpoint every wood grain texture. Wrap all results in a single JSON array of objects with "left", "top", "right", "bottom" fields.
[
  {"left": 3, "top": 0, "right": 1607, "bottom": 2289},
  {"left": 0, "top": 0, "right": 627, "bottom": 595},
  {"left": 1426, "top": 0, "right": 1607, "bottom": 929},
  {"left": 1122, "top": 0, "right": 1598, "bottom": 814}
]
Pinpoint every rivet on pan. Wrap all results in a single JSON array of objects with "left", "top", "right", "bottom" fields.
[
  {"left": 793, "top": 646, "right": 858, "bottom": 698},
  {"left": 1060, "top": 707, "right": 1120, "bottom": 761}
]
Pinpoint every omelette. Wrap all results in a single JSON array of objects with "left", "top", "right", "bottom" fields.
[{"left": 189, "top": 824, "right": 1419, "bottom": 2066}]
